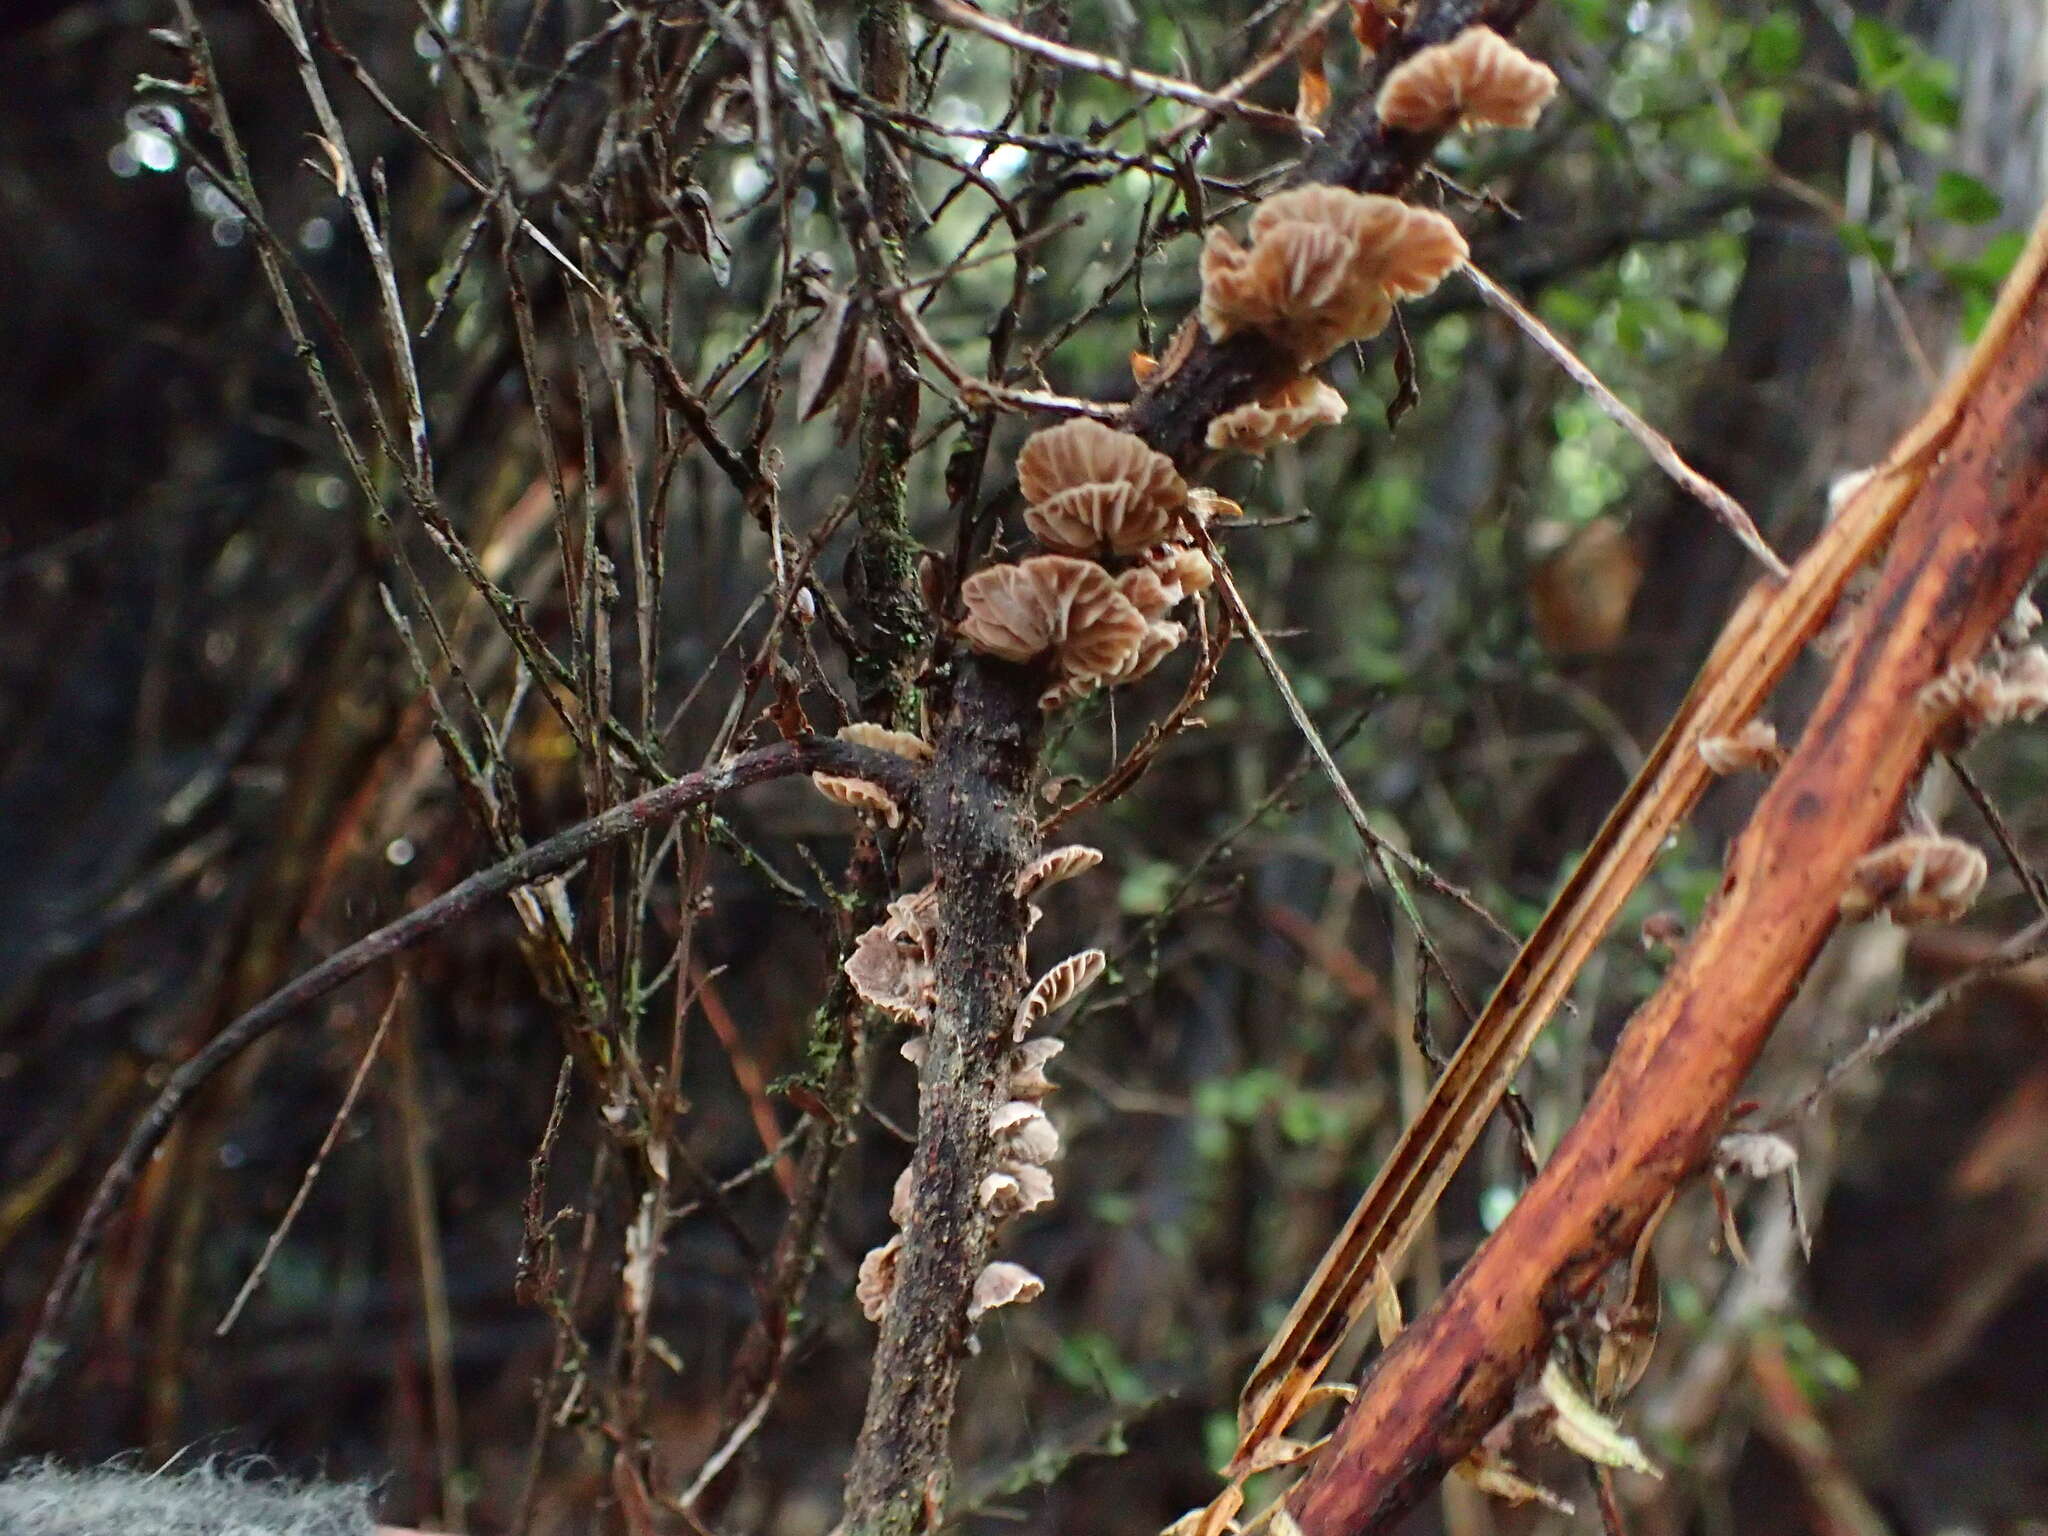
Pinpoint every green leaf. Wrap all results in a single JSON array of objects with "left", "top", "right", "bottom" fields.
[
  {"left": 1848, "top": 17, "right": 1909, "bottom": 87},
  {"left": 1898, "top": 61, "right": 1960, "bottom": 128},
  {"left": 1933, "top": 170, "right": 2003, "bottom": 226},
  {"left": 1747, "top": 13, "right": 1802, "bottom": 77}
]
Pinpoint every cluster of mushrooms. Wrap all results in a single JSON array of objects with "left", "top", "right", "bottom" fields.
[{"left": 810, "top": 24, "right": 1565, "bottom": 1331}]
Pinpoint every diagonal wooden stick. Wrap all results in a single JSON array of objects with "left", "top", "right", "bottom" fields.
[
  {"left": 1233, "top": 206, "right": 2048, "bottom": 1488},
  {"left": 1284, "top": 204, "right": 2048, "bottom": 1532}
]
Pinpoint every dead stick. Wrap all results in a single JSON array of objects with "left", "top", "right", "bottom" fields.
[{"left": 1285, "top": 207, "right": 2048, "bottom": 1533}]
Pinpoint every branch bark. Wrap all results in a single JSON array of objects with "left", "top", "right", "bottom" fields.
[
  {"left": 837, "top": 1, "right": 1543, "bottom": 1528},
  {"left": 0, "top": 734, "right": 922, "bottom": 1448},
  {"left": 1285, "top": 209, "right": 2048, "bottom": 1534}
]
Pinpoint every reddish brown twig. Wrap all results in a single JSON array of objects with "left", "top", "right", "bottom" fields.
[{"left": 1284, "top": 207, "right": 2048, "bottom": 1533}]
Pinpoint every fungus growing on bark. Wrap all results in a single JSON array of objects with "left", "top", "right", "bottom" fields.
[
  {"left": 968, "top": 1261, "right": 1045, "bottom": 1322},
  {"left": 1375, "top": 26, "right": 1557, "bottom": 132},
  {"left": 837, "top": 721, "right": 933, "bottom": 761},
  {"left": 1007, "top": 1037, "right": 1066, "bottom": 1100},
  {"left": 844, "top": 883, "right": 940, "bottom": 1022},
  {"left": 1016, "top": 845, "right": 1105, "bottom": 899},
  {"left": 1839, "top": 834, "right": 1988, "bottom": 925},
  {"left": 1919, "top": 646, "right": 2048, "bottom": 736},
  {"left": 1016, "top": 419, "right": 1189, "bottom": 556},
  {"left": 958, "top": 556, "right": 1148, "bottom": 687},
  {"left": 1199, "top": 186, "right": 1467, "bottom": 365},
  {"left": 1697, "top": 719, "right": 1783, "bottom": 775},
  {"left": 810, "top": 774, "right": 903, "bottom": 827},
  {"left": 1206, "top": 376, "right": 1349, "bottom": 454},
  {"left": 1013, "top": 948, "right": 1108, "bottom": 1038},
  {"left": 856, "top": 1234, "right": 903, "bottom": 1323}
]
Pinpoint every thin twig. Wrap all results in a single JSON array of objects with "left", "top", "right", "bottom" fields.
[
  {"left": 216, "top": 980, "right": 404, "bottom": 1334},
  {"left": 1463, "top": 262, "right": 1790, "bottom": 580}
]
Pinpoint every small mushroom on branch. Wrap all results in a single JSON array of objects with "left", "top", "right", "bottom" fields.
[
  {"left": 968, "top": 1261, "right": 1044, "bottom": 1322},
  {"left": 810, "top": 773, "right": 903, "bottom": 828},
  {"left": 856, "top": 1234, "right": 903, "bottom": 1323},
  {"left": 1839, "top": 833, "right": 1988, "bottom": 926},
  {"left": 958, "top": 556, "right": 1149, "bottom": 685},
  {"left": 1206, "top": 376, "right": 1349, "bottom": 455},
  {"left": 1696, "top": 719, "right": 1784, "bottom": 775},
  {"left": 1016, "top": 418, "right": 1189, "bottom": 556},
  {"left": 1013, "top": 948, "right": 1108, "bottom": 1038},
  {"left": 837, "top": 721, "right": 933, "bottom": 761},
  {"left": 1199, "top": 186, "right": 1467, "bottom": 366},
  {"left": 1374, "top": 26, "right": 1557, "bottom": 133}
]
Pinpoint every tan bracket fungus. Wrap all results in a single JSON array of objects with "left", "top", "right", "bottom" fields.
[
  {"left": 1198, "top": 186, "right": 1467, "bottom": 367},
  {"left": 1017, "top": 418, "right": 1190, "bottom": 556},
  {"left": 1374, "top": 25, "right": 1558, "bottom": 133}
]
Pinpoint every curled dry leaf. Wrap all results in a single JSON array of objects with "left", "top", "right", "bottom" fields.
[
  {"left": 811, "top": 773, "right": 902, "bottom": 828},
  {"left": 968, "top": 1261, "right": 1044, "bottom": 1322},
  {"left": 1205, "top": 376, "right": 1349, "bottom": 455},
  {"left": 1538, "top": 1361, "right": 1659, "bottom": 1477},
  {"left": 856, "top": 1233, "right": 903, "bottom": 1323},
  {"left": 1696, "top": 718, "right": 1783, "bottom": 775},
  {"left": 959, "top": 556, "right": 1149, "bottom": 685},
  {"left": 1199, "top": 186, "right": 1466, "bottom": 365},
  {"left": 797, "top": 288, "right": 865, "bottom": 422},
  {"left": 1161, "top": 1484, "right": 1243, "bottom": 1536},
  {"left": 1453, "top": 1451, "right": 1576, "bottom": 1514},
  {"left": 1839, "top": 833, "right": 1988, "bottom": 925},
  {"left": 1016, "top": 844, "right": 1105, "bottom": 898},
  {"left": 1295, "top": 28, "right": 1331, "bottom": 126},
  {"left": 1014, "top": 948, "right": 1108, "bottom": 1038},
  {"left": 1374, "top": 26, "right": 1557, "bottom": 132},
  {"left": 1017, "top": 418, "right": 1188, "bottom": 555},
  {"left": 838, "top": 721, "right": 933, "bottom": 761}
]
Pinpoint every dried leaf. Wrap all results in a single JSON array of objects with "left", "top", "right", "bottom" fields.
[
  {"left": 1161, "top": 1485, "right": 1242, "bottom": 1536},
  {"left": 1539, "top": 1361, "right": 1659, "bottom": 1477},
  {"left": 1454, "top": 1450, "right": 1576, "bottom": 1514},
  {"left": 797, "top": 288, "right": 864, "bottom": 422},
  {"left": 1295, "top": 29, "right": 1331, "bottom": 126}
]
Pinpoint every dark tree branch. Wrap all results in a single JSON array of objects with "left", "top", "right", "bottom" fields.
[{"left": 838, "top": 2, "right": 1546, "bottom": 1530}]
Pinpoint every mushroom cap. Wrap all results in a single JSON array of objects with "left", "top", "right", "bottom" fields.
[
  {"left": 1840, "top": 835, "right": 1988, "bottom": 925},
  {"left": 1376, "top": 26, "right": 1558, "bottom": 133},
  {"left": 1017, "top": 420, "right": 1188, "bottom": 555},
  {"left": 1199, "top": 187, "right": 1466, "bottom": 364},
  {"left": 968, "top": 1261, "right": 1045, "bottom": 1322},
  {"left": 838, "top": 721, "right": 933, "bottom": 761},
  {"left": 1206, "top": 376, "right": 1349, "bottom": 455},
  {"left": 959, "top": 555, "right": 1149, "bottom": 682}
]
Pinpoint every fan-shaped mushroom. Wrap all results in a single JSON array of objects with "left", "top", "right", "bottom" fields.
[
  {"left": 1017, "top": 419, "right": 1188, "bottom": 556},
  {"left": 1375, "top": 26, "right": 1557, "bottom": 133}
]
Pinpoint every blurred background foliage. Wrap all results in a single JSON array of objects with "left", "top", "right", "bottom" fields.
[{"left": 2, "top": 0, "right": 2045, "bottom": 1532}]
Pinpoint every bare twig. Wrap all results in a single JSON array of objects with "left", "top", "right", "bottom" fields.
[{"left": 1463, "top": 262, "right": 1790, "bottom": 580}]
